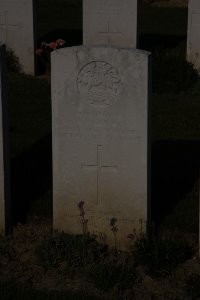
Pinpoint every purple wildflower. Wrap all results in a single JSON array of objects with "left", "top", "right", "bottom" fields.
[
  {"left": 127, "top": 233, "right": 135, "bottom": 240},
  {"left": 110, "top": 217, "right": 117, "bottom": 227},
  {"left": 78, "top": 201, "right": 85, "bottom": 218}
]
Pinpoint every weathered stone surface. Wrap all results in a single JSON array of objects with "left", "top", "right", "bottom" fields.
[
  {"left": 187, "top": 0, "right": 200, "bottom": 70},
  {"left": 0, "top": 43, "right": 10, "bottom": 235},
  {"left": 52, "top": 46, "right": 150, "bottom": 249},
  {"left": 0, "top": 45, "right": 5, "bottom": 235},
  {"left": 0, "top": 0, "right": 35, "bottom": 75},
  {"left": 83, "top": 0, "right": 138, "bottom": 48}
]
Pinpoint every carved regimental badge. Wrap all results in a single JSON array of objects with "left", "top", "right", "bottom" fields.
[{"left": 77, "top": 61, "right": 122, "bottom": 107}]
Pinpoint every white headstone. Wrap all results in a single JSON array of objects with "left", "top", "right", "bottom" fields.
[
  {"left": 0, "top": 43, "right": 10, "bottom": 235},
  {"left": 0, "top": 0, "right": 35, "bottom": 75},
  {"left": 52, "top": 0, "right": 150, "bottom": 250},
  {"left": 187, "top": 0, "right": 200, "bottom": 70},
  {"left": 52, "top": 46, "right": 150, "bottom": 249},
  {"left": 83, "top": 0, "right": 138, "bottom": 48}
]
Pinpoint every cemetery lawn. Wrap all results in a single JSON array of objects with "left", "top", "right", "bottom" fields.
[
  {"left": 152, "top": 80, "right": 200, "bottom": 141},
  {"left": 2, "top": 2, "right": 200, "bottom": 299},
  {"left": 0, "top": 218, "right": 198, "bottom": 300},
  {"left": 8, "top": 73, "right": 51, "bottom": 159},
  {"left": 36, "top": 0, "right": 82, "bottom": 38}
]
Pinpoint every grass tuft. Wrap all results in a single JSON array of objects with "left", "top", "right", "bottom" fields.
[
  {"left": 6, "top": 48, "right": 22, "bottom": 73},
  {"left": 153, "top": 47, "right": 199, "bottom": 94},
  {"left": 36, "top": 232, "right": 107, "bottom": 273},
  {"left": 86, "top": 258, "right": 138, "bottom": 291},
  {"left": 133, "top": 233, "right": 194, "bottom": 277}
]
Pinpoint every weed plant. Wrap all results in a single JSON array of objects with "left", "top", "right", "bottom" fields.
[
  {"left": 153, "top": 47, "right": 199, "bottom": 94},
  {"left": 36, "top": 232, "right": 107, "bottom": 274},
  {"left": 0, "top": 236, "right": 9, "bottom": 254},
  {"left": 161, "top": 180, "right": 199, "bottom": 234},
  {"left": 86, "top": 258, "right": 138, "bottom": 292},
  {"left": 184, "top": 273, "right": 200, "bottom": 299},
  {"left": 133, "top": 233, "right": 194, "bottom": 277},
  {"left": 8, "top": 72, "right": 51, "bottom": 158},
  {"left": 0, "top": 279, "right": 105, "bottom": 300},
  {"left": 6, "top": 48, "right": 21, "bottom": 73}
]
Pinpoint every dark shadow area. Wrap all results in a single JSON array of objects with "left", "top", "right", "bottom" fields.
[
  {"left": 10, "top": 135, "right": 52, "bottom": 225},
  {"left": 140, "top": 34, "right": 186, "bottom": 52},
  {"left": 37, "top": 29, "right": 83, "bottom": 48},
  {"left": 36, "top": 29, "right": 82, "bottom": 74},
  {"left": 151, "top": 141, "right": 200, "bottom": 229}
]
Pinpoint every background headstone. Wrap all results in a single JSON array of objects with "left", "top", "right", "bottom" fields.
[
  {"left": 0, "top": 43, "right": 10, "bottom": 235},
  {"left": 187, "top": 0, "right": 200, "bottom": 70},
  {"left": 0, "top": 0, "right": 35, "bottom": 75},
  {"left": 52, "top": 46, "right": 150, "bottom": 249},
  {"left": 83, "top": 0, "right": 138, "bottom": 48}
]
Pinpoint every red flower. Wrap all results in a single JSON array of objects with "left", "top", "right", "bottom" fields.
[
  {"left": 49, "top": 42, "right": 57, "bottom": 50},
  {"left": 35, "top": 48, "right": 43, "bottom": 55},
  {"left": 56, "top": 39, "right": 66, "bottom": 46}
]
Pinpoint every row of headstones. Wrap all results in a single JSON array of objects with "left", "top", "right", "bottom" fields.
[
  {"left": 0, "top": 0, "right": 199, "bottom": 249},
  {"left": 0, "top": 0, "right": 200, "bottom": 74}
]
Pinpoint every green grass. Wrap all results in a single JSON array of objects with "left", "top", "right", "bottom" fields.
[
  {"left": 0, "top": 279, "right": 106, "bottom": 300},
  {"left": 28, "top": 189, "right": 53, "bottom": 219},
  {"left": 161, "top": 180, "right": 199, "bottom": 233},
  {"left": 36, "top": 0, "right": 82, "bottom": 38},
  {"left": 152, "top": 80, "right": 200, "bottom": 141},
  {"left": 139, "top": 4, "right": 188, "bottom": 36},
  {"left": 86, "top": 259, "right": 138, "bottom": 291},
  {"left": 184, "top": 274, "right": 200, "bottom": 299},
  {"left": 36, "top": 232, "right": 106, "bottom": 272},
  {"left": 133, "top": 233, "right": 194, "bottom": 278},
  {"left": 8, "top": 73, "right": 51, "bottom": 158},
  {"left": 0, "top": 230, "right": 196, "bottom": 299}
]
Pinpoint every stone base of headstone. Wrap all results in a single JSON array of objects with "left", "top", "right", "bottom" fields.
[{"left": 52, "top": 46, "right": 150, "bottom": 250}]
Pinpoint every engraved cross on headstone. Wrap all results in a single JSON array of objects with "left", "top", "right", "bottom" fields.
[
  {"left": 83, "top": 0, "right": 138, "bottom": 48},
  {"left": 0, "top": 10, "right": 19, "bottom": 44},
  {"left": 81, "top": 145, "right": 118, "bottom": 205},
  {"left": 99, "top": 21, "right": 123, "bottom": 47}
]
